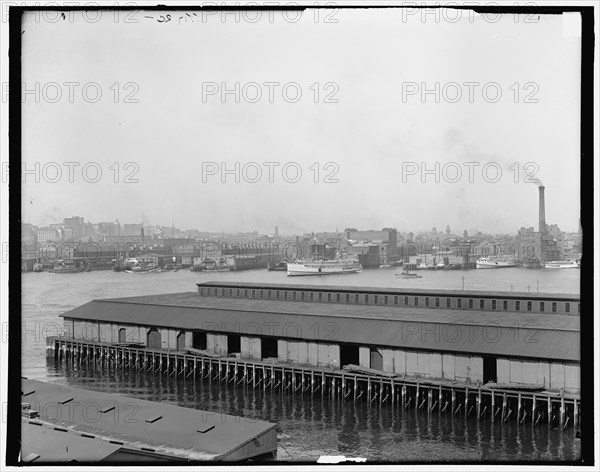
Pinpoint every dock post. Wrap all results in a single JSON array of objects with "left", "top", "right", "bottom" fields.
[
  {"left": 301, "top": 370, "right": 305, "bottom": 395},
  {"left": 464, "top": 388, "right": 469, "bottom": 417},
  {"left": 380, "top": 379, "right": 384, "bottom": 405},
  {"left": 428, "top": 389, "right": 433, "bottom": 411},
  {"left": 574, "top": 399, "right": 578, "bottom": 429},
  {"left": 353, "top": 377, "right": 358, "bottom": 403},
  {"left": 491, "top": 392, "right": 495, "bottom": 423},
  {"left": 439, "top": 386, "right": 443, "bottom": 413},
  {"left": 271, "top": 365, "right": 275, "bottom": 390},
  {"left": 391, "top": 381, "right": 395, "bottom": 406},
  {"left": 560, "top": 395, "right": 565, "bottom": 429},
  {"left": 416, "top": 383, "right": 420, "bottom": 408},
  {"left": 451, "top": 389, "right": 456, "bottom": 415},
  {"left": 367, "top": 378, "right": 371, "bottom": 405},
  {"left": 517, "top": 394, "right": 522, "bottom": 425},
  {"left": 547, "top": 397, "right": 551, "bottom": 426},
  {"left": 532, "top": 395, "right": 536, "bottom": 426},
  {"left": 477, "top": 389, "right": 482, "bottom": 418},
  {"left": 401, "top": 385, "right": 406, "bottom": 408},
  {"left": 341, "top": 374, "right": 345, "bottom": 399},
  {"left": 291, "top": 369, "right": 296, "bottom": 394},
  {"left": 322, "top": 373, "right": 326, "bottom": 399},
  {"left": 502, "top": 393, "right": 507, "bottom": 422}
]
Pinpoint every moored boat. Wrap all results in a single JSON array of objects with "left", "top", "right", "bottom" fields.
[
  {"left": 476, "top": 256, "right": 517, "bottom": 269},
  {"left": 287, "top": 258, "right": 361, "bottom": 276},
  {"left": 49, "top": 260, "right": 83, "bottom": 273},
  {"left": 544, "top": 260, "right": 580, "bottom": 269}
]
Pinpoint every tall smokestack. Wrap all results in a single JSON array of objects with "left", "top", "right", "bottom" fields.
[{"left": 538, "top": 186, "right": 546, "bottom": 234}]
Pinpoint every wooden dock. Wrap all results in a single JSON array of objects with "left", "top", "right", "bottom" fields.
[{"left": 46, "top": 336, "right": 580, "bottom": 431}]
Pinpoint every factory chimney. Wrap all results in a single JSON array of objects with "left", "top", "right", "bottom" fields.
[{"left": 538, "top": 186, "right": 546, "bottom": 234}]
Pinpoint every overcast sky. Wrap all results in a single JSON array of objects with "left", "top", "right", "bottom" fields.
[{"left": 20, "top": 8, "right": 581, "bottom": 235}]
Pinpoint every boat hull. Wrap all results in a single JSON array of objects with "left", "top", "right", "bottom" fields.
[{"left": 286, "top": 261, "right": 361, "bottom": 276}]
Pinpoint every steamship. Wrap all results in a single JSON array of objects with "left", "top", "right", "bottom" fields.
[
  {"left": 287, "top": 258, "right": 362, "bottom": 276},
  {"left": 544, "top": 260, "right": 580, "bottom": 269},
  {"left": 476, "top": 256, "right": 518, "bottom": 269}
]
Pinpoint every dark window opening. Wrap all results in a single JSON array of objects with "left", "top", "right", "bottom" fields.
[
  {"left": 346, "top": 294, "right": 350, "bottom": 303},
  {"left": 319, "top": 293, "right": 323, "bottom": 302},
  {"left": 565, "top": 303, "right": 570, "bottom": 313},
  {"left": 355, "top": 294, "right": 359, "bottom": 303},
  {"left": 374, "top": 295, "right": 378, "bottom": 304},
  {"left": 260, "top": 290, "right": 264, "bottom": 298},
  {"left": 483, "top": 356, "right": 497, "bottom": 383},
  {"left": 447, "top": 298, "right": 451, "bottom": 308},
  {"left": 435, "top": 298, "right": 440, "bottom": 307},
  {"left": 365, "top": 294, "right": 369, "bottom": 303},
  {"left": 221, "top": 289, "right": 225, "bottom": 296},
  {"left": 301, "top": 292, "right": 305, "bottom": 300},
  {"left": 310, "top": 292, "right": 314, "bottom": 301},
  {"left": 268, "top": 290, "right": 272, "bottom": 299},
  {"left": 516, "top": 301, "right": 520, "bottom": 311},
  {"left": 276, "top": 291, "right": 280, "bottom": 299},
  {"left": 480, "top": 300, "right": 485, "bottom": 309},
  {"left": 192, "top": 331, "right": 207, "bottom": 350},
  {"left": 340, "top": 344, "right": 359, "bottom": 367},
  {"left": 527, "top": 301, "right": 532, "bottom": 311},
  {"left": 492, "top": 300, "right": 497, "bottom": 309},
  {"left": 284, "top": 291, "right": 288, "bottom": 300},
  {"left": 337, "top": 294, "right": 341, "bottom": 302},
  {"left": 457, "top": 299, "right": 462, "bottom": 308},
  {"left": 425, "top": 297, "right": 429, "bottom": 307},
  {"left": 261, "top": 338, "right": 278, "bottom": 359},
  {"left": 468, "top": 299, "right": 473, "bottom": 308},
  {"left": 503, "top": 300, "right": 508, "bottom": 310},
  {"left": 405, "top": 296, "right": 409, "bottom": 306},
  {"left": 328, "top": 293, "right": 332, "bottom": 302},
  {"left": 118, "top": 328, "right": 126, "bottom": 343},
  {"left": 552, "top": 302, "right": 557, "bottom": 312},
  {"left": 540, "top": 301, "right": 545, "bottom": 312},
  {"left": 384, "top": 295, "right": 388, "bottom": 304},
  {"left": 394, "top": 296, "right": 399, "bottom": 305},
  {"left": 244, "top": 289, "right": 248, "bottom": 297},
  {"left": 227, "top": 334, "right": 241, "bottom": 356},
  {"left": 252, "top": 290, "right": 256, "bottom": 298},
  {"left": 293, "top": 292, "right": 296, "bottom": 300},
  {"left": 414, "top": 297, "right": 419, "bottom": 306}
]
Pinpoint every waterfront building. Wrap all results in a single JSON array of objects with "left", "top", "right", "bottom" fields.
[
  {"left": 36, "top": 227, "right": 58, "bottom": 244},
  {"left": 60, "top": 281, "right": 580, "bottom": 394}
]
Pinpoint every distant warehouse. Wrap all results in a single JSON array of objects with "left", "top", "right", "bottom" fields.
[{"left": 61, "top": 282, "right": 580, "bottom": 394}]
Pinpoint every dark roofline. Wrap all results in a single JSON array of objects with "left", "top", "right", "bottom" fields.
[
  {"left": 68, "top": 297, "right": 579, "bottom": 333},
  {"left": 197, "top": 281, "right": 580, "bottom": 301}
]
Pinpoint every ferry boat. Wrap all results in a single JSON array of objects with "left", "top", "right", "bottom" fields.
[
  {"left": 476, "top": 256, "right": 517, "bottom": 269},
  {"left": 287, "top": 259, "right": 362, "bottom": 276},
  {"left": 544, "top": 260, "right": 580, "bottom": 269},
  {"left": 32, "top": 262, "right": 44, "bottom": 272}
]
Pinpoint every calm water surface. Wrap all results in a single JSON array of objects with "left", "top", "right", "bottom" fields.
[{"left": 21, "top": 268, "right": 581, "bottom": 462}]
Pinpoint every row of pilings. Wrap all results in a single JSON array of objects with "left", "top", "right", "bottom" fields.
[{"left": 46, "top": 336, "right": 580, "bottom": 431}]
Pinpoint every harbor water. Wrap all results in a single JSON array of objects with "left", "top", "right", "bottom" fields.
[{"left": 21, "top": 268, "right": 581, "bottom": 462}]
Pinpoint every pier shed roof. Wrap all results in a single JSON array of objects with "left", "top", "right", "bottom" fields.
[
  {"left": 198, "top": 281, "right": 580, "bottom": 301},
  {"left": 21, "top": 379, "right": 277, "bottom": 462},
  {"left": 61, "top": 292, "right": 580, "bottom": 362}
]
